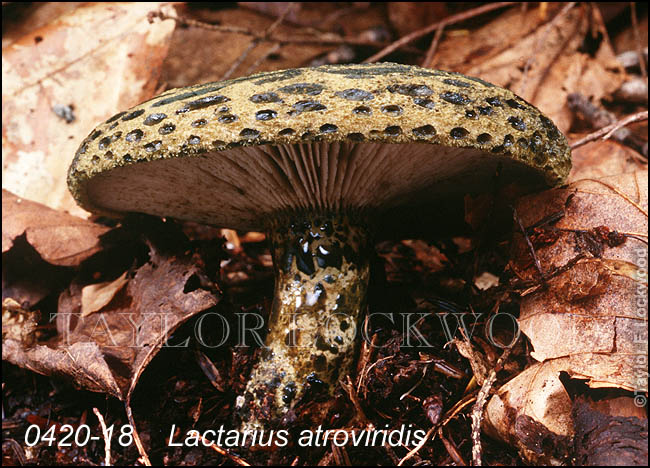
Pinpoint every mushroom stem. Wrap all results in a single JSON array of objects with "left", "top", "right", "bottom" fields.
[{"left": 237, "top": 212, "right": 371, "bottom": 429}]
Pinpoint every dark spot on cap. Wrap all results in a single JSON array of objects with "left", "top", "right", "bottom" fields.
[
  {"left": 250, "top": 92, "right": 282, "bottom": 103},
  {"left": 413, "top": 98, "right": 435, "bottom": 109},
  {"left": 278, "top": 82, "right": 324, "bottom": 95},
  {"left": 485, "top": 97, "right": 503, "bottom": 107},
  {"left": 89, "top": 129, "right": 102, "bottom": 140},
  {"left": 126, "top": 129, "right": 144, "bottom": 143},
  {"left": 517, "top": 137, "right": 529, "bottom": 149},
  {"left": 387, "top": 83, "right": 433, "bottom": 96},
  {"left": 477, "top": 106, "right": 493, "bottom": 115},
  {"left": 107, "top": 111, "right": 127, "bottom": 123},
  {"left": 352, "top": 105, "right": 372, "bottom": 115},
  {"left": 443, "top": 78, "right": 471, "bottom": 88},
  {"left": 384, "top": 125, "right": 402, "bottom": 136},
  {"left": 279, "top": 128, "right": 295, "bottom": 136},
  {"left": 347, "top": 132, "right": 364, "bottom": 141},
  {"left": 143, "top": 113, "right": 167, "bottom": 126},
  {"left": 381, "top": 105, "right": 402, "bottom": 116},
  {"left": 508, "top": 116, "right": 526, "bottom": 131},
  {"left": 91, "top": 155, "right": 100, "bottom": 164},
  {"left": 440, "top": 91, "right": 471, "bottom": 105},
  {"left": 539, "top": 115, "right": 561, "bottom": 140},
  {"left": 412, "top": 125, "right": 436, "bottom": 138},
  {"left": 503, "top": 134, "right": 514, "bottom": 147},
  {"left": 293, "top": 100, "right": 326, "bottom": 112},
  {"left": 256, "top": 109, "right": 278, "bottom": 121},
  {"left": 319, "top": 123, "right": 338, "bottom": 133},
  {"left": 218, "top": 114, "right": 238, "bottom": 124},
  {"left": 477, "top": 133, "right": 492, "bottom": 144},
  {"left": 158, "top": 123, "right": 176, "bottom": 135},
  {"left": 124, "top": 154, "right": 133, "bottom": 162},
  {"left": 122, "top": 109, "right": 145, "bottom": 121},
  {"left": 192, "top": 119, "right": 207, "bottom": 127},
  {"left": 144, "top": 140, "right": 162, "bottom": 152},
  {"left": 176, "top": 95, "right": 230, "bottom": 114},
  {"left": 450, "top": 127, "right": 469, "bottom": 139},
  {"left": 98, "top": 136, "right": 111, "bottom": 150},
  {"left": 188, "top": 135, "right": 201, "bottom": 145},
  {"left": 240, "top": 128, "right": 261, "bottom": 139},
  {"left": 465, "top": 109, "right": 478, "bottom": 119},
  {"left": 506, "top": 98, "right": 526, "bottom": 110},
  {"left": 335, "top": 89, "right": 374, "bottom": 101}
]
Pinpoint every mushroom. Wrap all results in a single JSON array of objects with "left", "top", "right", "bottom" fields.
[{"left": 67, "top": 62, "right": 571, "bottom": 430}]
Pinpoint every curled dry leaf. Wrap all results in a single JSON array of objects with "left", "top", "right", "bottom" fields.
[
  {"left": 80, "top": 271, "right": 129, "bottom": 317},
  {"left": 2, "top": 189, "right": 108, "bottom": 266},
  {"left": 434, "top": 4, "right": 624, "bottom": 133},
  {"left": 3, "top": 243, "right": 220, "bottom": 401},
  {"left": 485, "top": 170, "right": 648, "bottom": 464},
  {"left": 2, "top": 3, "right": 176, "bottom": 217},
  {"left": 569, "top": 139, "right": 647, "bottom": 182}
]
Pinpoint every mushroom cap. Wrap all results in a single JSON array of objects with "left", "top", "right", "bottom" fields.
[{"left": 68, "top": 63, "right": 571, "bottom": 232}]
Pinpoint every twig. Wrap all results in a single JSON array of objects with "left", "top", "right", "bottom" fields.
[
  {"left": 471, "top": 345, "right": 514, "bottom": 466},
  {"left": 630, "top": 2, "right": 648, "bottom": 80},
  {"left": 397, "top": 425, "right": 436, "bottom": 466},
  {"left": 150, "top": 10, "right": 387, "bottom": 47},
  {"left": 512, "top": 206, "right": 545, "bottom": 282},
  {"left": 221, "top": 3, "right": 295, "bottom": 80},
  {"left": 93, "top": 408, "right": 112, "bottom": 466},
  {"left": 245, "top": 43, "right": 282, "bottom": 75},
  {"left": 397, "top": 393, "right": 478, "bottom": 466},
  {"left": 570, "top": 111, "right": 648, "bottom": 150},
  {"left": 364, "top": 2, "right": 514, "bottom": 63},
  {"left": 519, "top": 2, "right": 576, "bottom": 96},
  {"left": 125, "top": 403, "right": 151, "bottom": 466},
  {"left": 200, "top": 435, "right": 251, "bottom": 465},
  {"left": 421, "top": 23, "right": 445, "bottom": 68}
]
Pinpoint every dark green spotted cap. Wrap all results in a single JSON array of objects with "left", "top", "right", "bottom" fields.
[{"left": 68, "top": 62, "right": 570, "bottom": 231}]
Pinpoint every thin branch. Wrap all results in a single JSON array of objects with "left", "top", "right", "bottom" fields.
[
  {"left": 125, "top": 403, "right": 151, "bottom": 466},
  {"left": 93, "top": 408, "right": 112, "bottom": 466},
  {"left": 513, "top": 206, "right": 546, "bottom": 282},
  {"left": 221, "top": 3, "right": 295, "bottom": 80},
  {"left": 519, "top": 2, "right": 577, "bottom": 96},
  {"left": 630, "top": 2, "right": 648, "bottom": 80},
  {"left": 364, "top": 2, "right": 514, "bottom": 63},
  {"left": 471, "top": 345, "right": 514, "bottom": 466},
  {"left": 200, "top": 435, "right": 251, "bottom": 465},
  {"left": 150, "top": 10, "right": 387, "bottom": 47},
  {"left": 421, "top": 23, "right": 446, "bottom": 68},
  {"left": 570, "top": 110, "right": 648, "bottom": 150}
]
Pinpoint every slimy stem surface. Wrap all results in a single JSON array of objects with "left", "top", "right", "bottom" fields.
[{"left": 237, "top": 213, "right": 371, "bottom": 430}]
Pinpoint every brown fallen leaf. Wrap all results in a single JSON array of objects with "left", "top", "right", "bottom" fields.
[
  {"left": 569, "top": 139, "right": 647, "bottom": 182},
  {"left": 80, "top": 271, "right": 129, "bottom": 317},
  {"left": 434, "top": 4, "right": 625, "bottom": 134},
  {"left": 2, "top": 3, "right": 176, "bottom": 217},
  {"left": 2, "top": 189, "right": 109, "bottom": 266},
  {"left": 485, "top": 170, "right": 648, "bottom": 464},
  {"left": 3, "top": 241, "right": 220, "bottom": 401}
]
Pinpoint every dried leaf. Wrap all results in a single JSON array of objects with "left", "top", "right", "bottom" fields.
[
  {"left": 2, "top": 189, "right": 109, "bottom": 266},
  {"left": 484, "top": 360, "right": 574, "bottom": 465},
  {"left": 3, "top": 244, "right": 220, "bottom": 401},
  {"left": 569, "top": 139, "right": 645, "bottom": 182},
  {"left": 80, "top": 271, "right": 129, "bottom": 317},
  {"left": 434, "top": 5, "right": 625, "bottom": 133},
  {"left": 2, "top": 3, "right": 175, "bottom": 217},
  {"left": 513, "top": 170, "right": 648, "bottom": 391}
]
